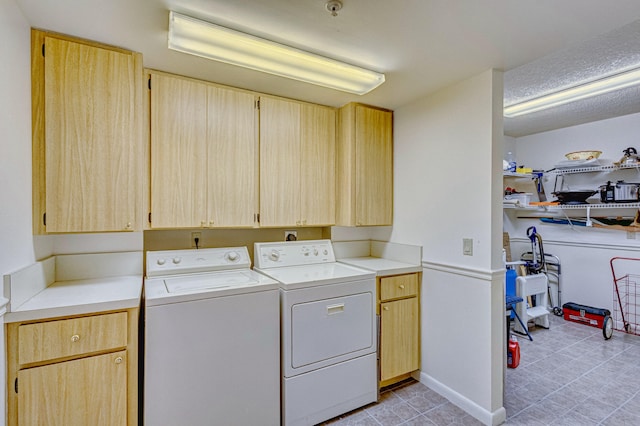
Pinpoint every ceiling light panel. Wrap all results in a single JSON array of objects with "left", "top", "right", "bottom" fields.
[
  {"left": 168, "top": 11, "right": 385, "bottom": 95},
  {"left": 504, "top": 67, "right": 640, "bottom": 118}
]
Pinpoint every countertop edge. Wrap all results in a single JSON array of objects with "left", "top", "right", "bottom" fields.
[
  {"left": 4, "top": 297, "right": 141, "bottom": 323},
  {"left": 338, "top": 257, "right": 423, "bottom": 277}
]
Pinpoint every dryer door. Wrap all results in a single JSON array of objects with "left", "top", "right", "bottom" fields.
[{"left": 291, "top": 292, "right": 373, "bottom": 368}]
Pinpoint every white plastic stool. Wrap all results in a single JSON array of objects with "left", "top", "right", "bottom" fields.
[{"left": 513, "top": 274, "right": 549, "bottom": 335}]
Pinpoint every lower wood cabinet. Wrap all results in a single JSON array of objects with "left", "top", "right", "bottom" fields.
[
  {"left": 6, "top": 309, "right": 138, "bottom": 426},
  {"left": 378, "top": 273, "right": 420, "bottom": 387}
]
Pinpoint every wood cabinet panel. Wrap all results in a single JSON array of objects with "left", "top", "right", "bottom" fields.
[
  {"left": 18, "top": 350, "right": 127, "bottom": 426},
  {"left": 7, "top": 309, "right": 138, "bottom": 426},
  {"left": 149, "top": 71, "right": 258, "bottom": 228},
  {"left": 380, "top": 274, "right": 418, "bottom": 301},
  {"left": 301, "top": 104, "right": 336, "bottom": 226},
  {"left": 336, "top": 103, "right": 393, "bottom": 226},
  {"left": 41, "top": 35, "right": 142, "bottom": 233},
  {"left": 18, "top": 312, "right": 127, "bottom": 365},
  {"left": 259, "top": 97, "right": 301, "bottom": 227},
  {"left": 380, "top": 297, "right": 419, "bottom": 382},
  {"left": 355, "top": 105, "right": 393, "bottom": 226},
  {"left": 150, "top": 73, "right": 208, "bottom": 228},
  {"left": 207, "top": 86, "right": 257, "bottom": 227}
]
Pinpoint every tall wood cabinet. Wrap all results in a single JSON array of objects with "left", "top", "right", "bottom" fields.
[
  {"left": 336, "top": 103, "right": 393, "bottom": 226},
  {"left": 31, "top": 30, "right": 144, "bottom": 234},
  {"left": 259, "top": 96, "right": 336, "bottom": 227},
  {"left": 148, "top": 71, "right": 258, "bottom": 228},
  {"left": 6, "top": 309, "right": 139, "bottom": 426}
]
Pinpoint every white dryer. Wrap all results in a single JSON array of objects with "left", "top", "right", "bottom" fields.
[
  {"left": 254, "top": 240, "right": 377, "bottom": 426},
  {"left": 144, "top": 247, "right": 280, "bottom": 426}
]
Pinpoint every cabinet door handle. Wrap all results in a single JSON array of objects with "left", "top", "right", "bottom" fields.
[
  {"left": 124, "top": 222, "right": 132, "bottom": 230},
  {"left": 114, "top": 356, "right": 123, "bottom": 364},
  {"left": 201, "top": 220, "right": 207, "bottom": 227},
  {"left": 71, "top": 334, "right": 80, "bottom": 343},
  {"left": 399, "top": 284, "right": 405, "bottom": 289},
  {"left": 383, "top": 306, "right": 389, "bottom": 311}
]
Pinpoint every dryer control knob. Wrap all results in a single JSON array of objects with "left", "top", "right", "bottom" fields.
[
  {"left": 172, "top": 257, "right": 182, "bottom": 264},
  {"left": 157, "top": 258, "right": 166, "bottom": 266},
  {"left": 226, "top": 251, "right": 239, "bottom": 262}
]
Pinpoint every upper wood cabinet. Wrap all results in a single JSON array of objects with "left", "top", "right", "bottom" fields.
[
  {"left": 259, "top": 96, "right": 336, "bottom": 227},
  {"left": 336, "top": 103, "right": 393, "bottom": 226},
  {"left": 32, "top": 30, "right": 144, "bottom": 234},
  {"left": 148, "top": 71, "right": 258, "bottom": 228}
]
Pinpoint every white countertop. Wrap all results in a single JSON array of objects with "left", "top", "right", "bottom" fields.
[
  {"left": 3, "top": 251, "right": 143, "bottom": 323},
  {"left": 5, "top": 275, "right": 142, "bottom": 323},
  {"left": 338, "top": 257, "right": 422, "bottom": 276}
]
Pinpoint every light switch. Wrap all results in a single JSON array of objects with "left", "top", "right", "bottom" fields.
[{"left": 463, "top": 238, "right": 473, "bottom": 256}]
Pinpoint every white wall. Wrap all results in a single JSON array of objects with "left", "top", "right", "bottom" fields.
[
  {"left": 0, "top": 0, "right": 33, "bottom": 277},
  {"left": 391, "top": 70, "right": 505, "bottom": 425},
  {"left": 0, "top": 2, "right": 31, "bottom": 423},
  {"left": 508, "top": 113, "right": 640, "bottom": 313}
]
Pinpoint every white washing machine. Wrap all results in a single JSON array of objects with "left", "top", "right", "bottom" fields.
[
  {"left": 144, "top": 247, "right": 280, "bottom": 426},
  {"left": 254, "top": 240, "right": 377, "bottom": 426}
]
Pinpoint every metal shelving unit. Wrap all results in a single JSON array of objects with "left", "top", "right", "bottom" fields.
[{"left": 548, "top": 163, "right": 640, "bottom": 175}]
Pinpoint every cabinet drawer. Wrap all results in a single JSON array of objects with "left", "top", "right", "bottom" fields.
[
  {"left": 380, "top": 274, "right": 418, "bottom": 301},
  {"left": 18, "top": 312, "right": 127, "bottom": 365}
]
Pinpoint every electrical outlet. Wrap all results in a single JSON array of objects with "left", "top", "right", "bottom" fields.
[
  {"left": 191, "top": 232, "right": 201, "bottom": 248},
  {"left": 285, "top": 230, "right": 297, "bottom": 241},
  {"left": 463, "top": 238, "right": 473, "bottom": 256}
]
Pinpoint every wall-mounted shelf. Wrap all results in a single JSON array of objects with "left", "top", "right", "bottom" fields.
[
  {"left": 548, "top": 164, "right": 640, "bottom": 175},
  {"left": 504, "top": 202, "right": 640, "bottom": 211},
  {"left": 503, "top": 172, "right": 537, "bottom": 178}
]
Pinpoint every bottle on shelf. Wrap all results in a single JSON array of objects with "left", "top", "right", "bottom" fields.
[{"left": 506, "top": 152, "right": 516, "bottom": 173}]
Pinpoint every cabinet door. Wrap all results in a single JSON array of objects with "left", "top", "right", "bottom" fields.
[
  {"left": 380, "top": 297, "right": 419, "bottom": 382},
  {"left": 355, "top": 105, "right": 393, "bottom": 226},
  {"left": 300, "top": 104, "right": 336, "bottom": 226},
  {"left": 44, "top": 37, "right": 139, "bottom": 232},
  {"left": 207, "top": 86, "right": 258, "bottom": 227},
  {"left": 150, "top": 73, "right": 208, "bottom": 228},
  {"left": 18, "top": 350, "right": 127, "bottom": 426},
  {"left": 259, "top": 97, "right": 301, "bottom": 227}
]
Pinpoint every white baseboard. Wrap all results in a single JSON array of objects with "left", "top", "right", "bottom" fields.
[{"left": 418, "top": 371, "right": 506, "bottom": 426}]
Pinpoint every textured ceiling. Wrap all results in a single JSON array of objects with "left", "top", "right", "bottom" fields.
[
  {"left": 13, "top": 0, "right": 640, "bottom": 137},
  {"left": 504, "top": 20, "right": 640, "bottom": 137}
]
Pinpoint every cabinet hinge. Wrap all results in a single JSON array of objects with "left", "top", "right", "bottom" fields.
[
  {"left": 148, "top": 77, "right": 151, "bottom": 90},
  {"left": 257, "top": 213, "right": 260, "bottom": 223},
  {"left": 148, "top": 212, "right": 152, "bottom": 224},
  {"left": 255, "top": 99, "right": 260, "bottom": 110},
  {"left": 43, "top": 212, "right": 46, "bottom": 226},
  {"left": 14, "top": 378, "right": 18, "bottom": 394},
  {"left": 41, "top": 43, "right": 45, "bottom": 57}
]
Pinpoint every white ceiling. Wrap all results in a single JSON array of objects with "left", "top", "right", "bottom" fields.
[{"left": 14, "top": 0, "right": 640, "bottom": 137}]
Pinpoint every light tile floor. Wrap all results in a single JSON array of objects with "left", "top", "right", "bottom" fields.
[{"left": 322, "top": 314, "right": 640, "bottom": 425}]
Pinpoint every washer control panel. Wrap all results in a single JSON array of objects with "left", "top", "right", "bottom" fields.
[
  {"left": 254, "top": 240, "right": 335, "bottom": 269},
  {"left": 146, "top": 247, "right": 250, "bottom": 277}
]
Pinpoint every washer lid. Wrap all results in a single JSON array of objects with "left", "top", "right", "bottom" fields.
[
  {"left": 163, "top": 271, "right": 260, "bottom": 293},
  {"left": 144, "top": 269, "right": 278, "bottom": 306}
]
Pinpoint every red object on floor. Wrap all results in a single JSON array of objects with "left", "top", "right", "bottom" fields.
[
  {"left": 507, "top": 335, "right": 520, "bottom": 369},
  {"left": 562, "top": 302, "right": 609, "bottom": 329}
]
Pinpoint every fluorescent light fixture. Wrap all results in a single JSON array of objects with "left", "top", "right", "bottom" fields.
[
  {"left": 167, "top": 11, "right": 385, "bottom": 95},
  {"left": 504, "top": 67, "right": 640, "bottom": 118}
]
